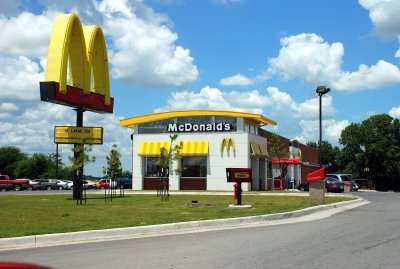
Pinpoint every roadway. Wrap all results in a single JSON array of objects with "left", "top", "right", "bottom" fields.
[{"left": 1, "top": 191, "right": 399, "bottom": 269}]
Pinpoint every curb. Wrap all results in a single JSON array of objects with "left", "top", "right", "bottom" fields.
[{"left": 0, "top": 197, "right": 368, "bottom": 251}]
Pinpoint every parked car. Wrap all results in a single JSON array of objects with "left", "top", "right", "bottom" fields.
[
  {"left": 56, "top": 180, "right": 69, "bottom": 190},
  {"left": 114, "top": 178, "right": 132, "bottom": 189},
  {"left": 66, "top": 180, "right": 73, "bottom": 190},
  {"left": 297, "top": 177, "right": 348, "bottom": 193},
  {"left": 69, "top": 180, "right": 97, "bottom": 190},
  {"left": 325, "top": 177, "right": 345, "bottom": 192},
  {"left": 96, "top": 179, "right": 116, "bottom": 189},
  {"left": 354, "top": 178, "right": 371, "bottom": 189},
  {"left": 27, "top": 179, "right": 41, "bottom": 191},
  {"left": 38, "top": 179, "right": 59, "bottom": 190},
  {"left": 326, "top": 173, "right": 359, "bottom": 191}
]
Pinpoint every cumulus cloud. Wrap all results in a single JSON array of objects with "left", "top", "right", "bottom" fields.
[
  {"left": 389, "top": 106, "right": 400, "bottom": 118},
  {"left": 0, "top": 55, "right": 44, "bottom": 101},
  {"left": 359, "top": 0, "right": 400, "bottom": 38},
  {"left": 96, "top": 0, "right": 199, "bottom": 88},
  {"left": 155, "top": 86, "right": 341, "bottom": 143},
  {"left": 220, "top": 74, "right": 253, "bottom": 86},
  {"left": 0, "top": 11, "right": 55, "bottom": 58},
  {"left": 268, "top": 33, "right": 400, "bottom": 92},
  {"left": 212, "top": 0, "right": 243, "bottom": 6}
]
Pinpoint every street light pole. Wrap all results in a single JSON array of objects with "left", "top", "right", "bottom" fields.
[{"left": 316, "top": 86, "right": 331, "bottom": 168}]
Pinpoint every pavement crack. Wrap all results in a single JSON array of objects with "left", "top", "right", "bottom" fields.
[{"left": 363, "top": 237, "right": 400, "bottom": 250}]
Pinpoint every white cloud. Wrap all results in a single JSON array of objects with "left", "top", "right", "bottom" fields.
[
  {"left": 212, "top": 0, "right": 243, "bottom": 6},
  {"left": 389, "top": 106, "right": 400, "bottom": 118},
  {"left": 0, "top": 55, "right": 44, "bottom": 101},
  {"left": 220, "top": 74, "right": 253, "bottom": 86},
  {"left": 97, "top": 0, "right": 199, "bottom": 88},
  {"left": 0, "top": 11, "right": 55, "bottom": 58},
  {"left": 359, "top": 0, "right": 400, "bottom": 38},
  {"left": 156, "top": 86, "right": 340, "bottom": 144},
  {"left": 333, "top": 60, "right": 400, "bottom": 91},
  {"left": 268, "top": 33, "right": 400, "bottom": 92}
]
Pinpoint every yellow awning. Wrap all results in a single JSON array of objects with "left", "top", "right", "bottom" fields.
[
  {"left": 139, "top": 142, "right": 171, "bottom": 156},
  {"left": 250, "top": 142, "right": 261, "bottom": 157},
  {"left": 259, "top": 143, "right": 269, "bottom": 157},
  {"left": 179, "top": 141, "right": 209, "bottom": 156}
]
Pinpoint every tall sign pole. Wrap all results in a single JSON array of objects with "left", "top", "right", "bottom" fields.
[{"left": 40, "top": 13, "right": 114, "bottom": 201}]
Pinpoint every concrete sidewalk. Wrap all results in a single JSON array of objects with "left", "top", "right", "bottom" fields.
[{"left": 0, "top": 196, "right": 368, "bottom": 251}]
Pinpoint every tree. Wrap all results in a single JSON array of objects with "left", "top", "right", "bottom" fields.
[
  {"left": 68, "top": 144, "right": 96, "bottom": 173},
  {"left": 68, "top": 144, "right": 96, "bottom": 200},
  {"left": 156, "top": 134, "right": 183, "bottom": 201},
  {"left": 103, "top": 144, "right": 123, "bottom": 179},
  {"left": 306, "top": 140, "right": 341, "bottom": 173},
  {"left": 268, "top": 133, "right": 289, "bottom": 189},
  {"left": 15, "top": 153, "right": 54, "bottom": 179},
  {"left": 0, "top": 146, "right": 27, "bottom": 177},
  {"left": 339, "top": 114, "right": 400, "bottom": 191}
]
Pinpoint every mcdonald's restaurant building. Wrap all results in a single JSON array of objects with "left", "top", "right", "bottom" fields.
[{"left": 120, "top": 110, "right": 319, "bottom": 191}]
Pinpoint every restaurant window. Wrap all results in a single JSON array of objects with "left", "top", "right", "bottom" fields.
[
  {"left": 181, "top": 157, "right": 207, "bottom": 177},
  {"left": 144, "top": 157, "right": 161, "bottom": 177}
]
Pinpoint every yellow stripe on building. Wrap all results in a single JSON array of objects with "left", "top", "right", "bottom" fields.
[
  {"left": 139, "top": 142, "right": 171, "bottom": 156},
  {"left": 180, "top": 141, "right": 209, "bottom": 156}
]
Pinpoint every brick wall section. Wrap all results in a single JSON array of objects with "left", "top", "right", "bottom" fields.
[{"left": 259, "top": 129, "right": 319, "bottom": 183}]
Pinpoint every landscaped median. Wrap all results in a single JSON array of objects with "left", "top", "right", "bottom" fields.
[{"left": 1, "top": 193, "right": 356, "bottom": 239}]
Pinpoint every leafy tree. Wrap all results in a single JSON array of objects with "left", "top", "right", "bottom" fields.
[
  {"left": 68, "top": 144, "right": 96, "bottom": 173},
  {"left": 268, "top": 133, "right": 289, "bottom": 159},
  {"left": 268, "top": 132, "right": 289, "bottom": 189},
  {"left": 306, "top": 140, "right": 341, "bottom": 173},
  {"left": 102, "top": 144, "right": 123, "bottom": 179},
  {"left": 121, "top": 170, "right": 131, "bottom": 178},
  {"left": 339, "top": 114, "right": 400, "bottom": 190},
  {"left": 15, "top": 153, "right": 53, "bottom": 179},
  {"left": 0, "top": 146, "right": 27, "bottom": 177},
  {"left": 156, "top": 134, "right": 183, "bottom": 201}
]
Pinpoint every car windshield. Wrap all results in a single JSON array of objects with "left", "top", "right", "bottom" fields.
[{"left": 341, "top": 175, "right": 353, "bottom": 181}]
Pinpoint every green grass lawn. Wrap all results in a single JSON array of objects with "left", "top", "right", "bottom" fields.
[{"left": 0, "top": 194, "right": 353, "bottom": 238}]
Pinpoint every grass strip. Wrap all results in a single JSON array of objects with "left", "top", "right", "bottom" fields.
[{"left": 0, "top": 194, "right": 352, "bottom": 238}]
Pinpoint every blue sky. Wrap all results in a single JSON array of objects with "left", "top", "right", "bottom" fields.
[{"left": 1, "top": 0, "right": 400, "bottom": 176}]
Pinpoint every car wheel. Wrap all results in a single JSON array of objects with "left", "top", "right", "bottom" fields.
[
  {"left": 58, "top": 186, "right": 64, "bottom": 190},
  {"left": 13, "top": 184, "right": 22, "bottom": 191},
  {"left": 299, "top": 186, "right": 305, "bottom": 192},
  {"left": 46, "top": 185, "right": 52, "bottom": 191},
  {"left": 27, "top": 186, "right": 33, "bottom": 191},
  {"left": 120, "top": 183, "right": 125, "bottom": 189},
  {"left": 101, "top": 186, "right": 105, "bottom": 190}
]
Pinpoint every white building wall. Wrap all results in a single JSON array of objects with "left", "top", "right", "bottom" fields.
[{"left": 131, "top": 123, "right": 268, "bottom": 191}]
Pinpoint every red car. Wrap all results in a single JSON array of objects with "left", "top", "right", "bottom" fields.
[{"left": 95, "top": 179, "right": 116, "bottom": 189}]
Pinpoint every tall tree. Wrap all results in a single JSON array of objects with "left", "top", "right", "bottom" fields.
[
  {"left": 339, "top": 114, "right": 400, "bottom": 190},
  {"left": 14, "top": 153, "right": 57, "bottom": 179},
  {"left": 0, "top": 146, "right": 27, "bottom": 177},
  {"left": 268, "top": 133, "right": 289, "bottom": 189},
  {"left": 103, "top": 144, "right": 123, "bottom": 179},
  {"left": 68, "top": 144, "right": 96, "bottom": 174},
  {"left": 306, "top": 140, "right": 341, "bottom": 172},
  {"left": 156, "top": 134, "right": 183, "bottom": 201}
]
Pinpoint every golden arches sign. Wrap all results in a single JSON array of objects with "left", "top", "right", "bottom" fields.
[
  {"left": 41, "top": 13, "right": 113, "bottom": 113},
  {"left": 220, "top": 137, "right": 235, "bottom": 153}
]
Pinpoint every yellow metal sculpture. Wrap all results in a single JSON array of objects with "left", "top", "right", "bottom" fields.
[{"left": 45, "top": 13, "right": 110, "bottom": 105}]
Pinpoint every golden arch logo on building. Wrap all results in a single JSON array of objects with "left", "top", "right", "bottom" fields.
[
  {"left": 40, "top": 13, "right": 113, "bottom": 113},
  {"left": 220, "top": 137, "right": 235, "bottom": 153}
]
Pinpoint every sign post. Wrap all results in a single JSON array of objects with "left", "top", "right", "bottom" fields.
[{"left": 226, "top": 168, "right": 252, "bottom": 206}]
